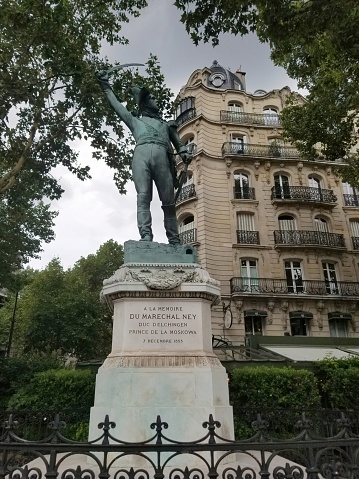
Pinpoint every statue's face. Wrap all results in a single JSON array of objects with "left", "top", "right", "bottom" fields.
[{"left": 146, "top": 94, "right": 159, "bottom": 112}]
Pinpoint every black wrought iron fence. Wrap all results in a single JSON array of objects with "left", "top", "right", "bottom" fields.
[
  {"left": 175, "top": 184, "right": 196, "bottom": 204},
  {"left": 179, "top": 228, "right": 197, "bottom": 244},
  {"left": 1, "top": 411, "right": 359, "bottom": 479},
  {"left": 236, "top": 230, "right": 260, "bottom": 244},
  {"left": 271, "top": 186, "right": 336, "bottom": 203},
  {"left": 274, "top": 230, "right": 345, "bottom": 248},
  {"left": 220, "top": 111, "right": 281, "bottom": 126}
]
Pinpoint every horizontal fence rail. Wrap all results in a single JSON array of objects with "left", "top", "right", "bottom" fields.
[
  {"left": 220, "top": 110, "right": 282, "bottom": 126},
  {"left": 1, "top": 410, "right": 359, "bottom": 479},
  {"left": 175, "top": 108, "right": 196, "bottom": 126},
  {"left": 175, "top": 184, "right": 196, "bottom": 204},
  {"left": 274, "top": 230, "right": 345, "bottom": 248},
  {"left": 222, "top": 142, "right": 300, "bottom": 159},
  {"left": 230, "top": 277, "right": 359, "bottom": 296},
  {"left": 271, "top": 186, "right": 337, "bottom": 203}
]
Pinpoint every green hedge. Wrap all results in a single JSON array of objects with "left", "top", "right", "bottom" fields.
[
  {"left": 7, "top": 368, "right": 96, "bottom": 440},
  {"left": 229, "top": 366, "right": 321, "bottom": 438},
  {"left": 314, "top": 357, "right": 359, "bottom": 409}
]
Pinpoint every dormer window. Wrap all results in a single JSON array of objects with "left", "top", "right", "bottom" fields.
[{"left": 209, "top": 72, "right": 225, "bottom": 88}]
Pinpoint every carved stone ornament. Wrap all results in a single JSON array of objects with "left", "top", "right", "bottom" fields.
[{"left": 103, "top": 264, "right": 220, "bottom": 290}]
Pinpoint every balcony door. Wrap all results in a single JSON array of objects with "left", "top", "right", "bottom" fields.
[
  {"left": 322, "top": 262, "right": 339, "bottom": 294},
  {"left": 231, "top": 134, "right": 246, "bottom": 154},
  {"left": 274, "top": 174, "right": 290, "bottom": 199},
  {"left": 240, "top": 259, "right": 259, "bottom": 292},
  {"left": 234, "top": 172, "right": 250, "bottom": 199},
  {"left": 285, "top": 260, "right": 304, "bottom": 293}
]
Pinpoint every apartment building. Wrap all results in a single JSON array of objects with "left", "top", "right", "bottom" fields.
[{"left": 174, "top": 61, "right": 359, "bottom": 349}]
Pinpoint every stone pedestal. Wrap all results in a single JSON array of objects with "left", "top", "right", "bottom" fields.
[{"left": 89, "top": 241, "right": 234, "bottom": 465}]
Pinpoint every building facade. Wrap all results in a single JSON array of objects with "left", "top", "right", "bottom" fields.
[{"left": 174, "top": 61, "right": 359, "bottom": 346}]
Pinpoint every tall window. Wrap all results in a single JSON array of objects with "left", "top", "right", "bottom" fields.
[
  {"left": 314, "top": 216, "right": 329, "bottom": 233},
  {"left": 234, "top": 172, "right": 250, "bottom": 199},
  {"left": 240, "top": 259, "right": 259, "bottom": 292},
  {"left": 350, "top": 220, "right": 359, "bottom": 249},
  {"left": 179, "top": 215, "right": 194, "bottom": 233},
  {"left": 285, "top": 260, "right": 304, "bottom": 293},
  {"left": 274, "top": 174, "right": 290, "bottom": 199},
  {"left": 323, "top": 262, "right": 339, "bottom": 294},
  {"left": 228, "top": 102, "right": 243, "bottom": 113},
  {"left": 308, "top": 176, "right": 322, "bottom": 190},
  {"left": 237, "top": 213, "right": 254, "bottom": 231},
  {"left": 290, "top": 318, "right": 308, "bottom": 336},
  {"left": 175, "top": 97, "right": 195, "bottom": 126},
  {"left": 343, "top": 182, "right": 359, "bottom": 206},
  {"left": 244, "top": 315, "right": 263, "bottom": 335},
  {"left": 237, "top": 213, "right": 258, "bottom": 244}
]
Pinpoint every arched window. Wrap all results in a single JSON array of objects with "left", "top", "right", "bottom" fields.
[
  {"left": 228, "top": 102, "right": 243, "bottom": 113},
  {"left": 314, "top": 216, "right": 329, "bottom": 233},
  {"left": 343, "top": 182, "right": 359, "bottom": 206},
  {"left": 278, "top": 215, "right": 296, "bottom": 231},
  {"left": 263, "top": 107, "right": 279, "bottom": 126},
  {"left": 234, "top": 172, "right": 252, "bottom": 199},
  {"left": 274, "top": 174, "right": 290, "bottom": 198},
  {"left": 178, "top": 215, "right": 196, "bottom": 244},
  {"left": 308, "top": 175, "right": 322, "bottom": 190}
]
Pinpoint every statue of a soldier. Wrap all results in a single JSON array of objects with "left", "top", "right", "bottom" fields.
[{"left": 96, "top": 70, "right": 190, "bottom": 245}]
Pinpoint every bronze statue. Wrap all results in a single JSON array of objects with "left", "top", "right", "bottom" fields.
[{"left": 96, "top": 69, "right": 191, "bottom": 245}]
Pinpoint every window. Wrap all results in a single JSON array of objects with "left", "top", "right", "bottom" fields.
[
  {"left": 314, "top": 216, "right": 329, "bottom": 233},
  {"left": 329, "top": 315, "right": 348, "bottom": 337},
  {"left": 245, "top": 316, "right": 263, "bottom": 335},
  {"left": 234, "top": 172, "right": 251, "bottom": 199},
  {"left": 308, "top": 176, "right": 322, "bottom": 190},
  {"left": 285, "top": 260, "right": 304, "bottom": 293},
  {"left": 230, "top": 134, "right": 247, "bottom": 153},
  {"left": 182, "top": 171, "right": 193, "bottom": 188},
  {"left": 279, "top": 215, "right": 296, "bottom": 231},
  {"left": 179, "top": 215, "right": 194, "bottom": 233},
  {"left": 238, "top": 213, "right": 254, "bottom": 231},
  {"left": 350, "top": 220, "right": 359, "bottom": 249},
  {"left": 240, "top": 259, "right": 258, "bottom": 292},
  {"left": 183, "top": 136, "right": 194, "bottom": 146},
  {"left": 237, "top": 213, "right": 259, "bottom": 244},
  {"left": 290, "top": 318, "right": 307, "bottom": 336},
  {"left": 228, "top": 102, "right": 243, "bottom": 113},
  {"left": 263, "top": 107, "right": 279, "bottom": 126},
  {"left": 274, "top": 174, "right": 290, "bottom": 199},
  {"left": 175, "top": 97, "right": 195, "bottom": 126},
  {"left": 322, "top": 262, "right": 338, "bottom": 294},
  {"left": 343, "top": 182, "right": 359, "bottom": 196}
]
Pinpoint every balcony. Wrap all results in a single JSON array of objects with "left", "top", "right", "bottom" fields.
[
  {"left": 220, "top": 110, "right": 281, "bottom": 127},
  {"left": 176, "top": 108, "right": 196, "bottom": 127},
  {"left": 179, "top": 228, "right": 197, "bottom": 244},
  {"left": 236, "top": 230, "right": 260, "bottom": 244},
  {"left": 343, "top": 194, "right": 359, "bottom": 207},
  {"left": 222, "top": 142, "right": 300, "bottom": 159},
  {"left": 271, "top": 186, "right": 336, "bottom": 205},
  {"left": 352, "top": 237, "right": 359, "bottom": 250},
  {"left": 233, "top": 186, "right": 256, "bottom": 200},
  {"left": 230, "top": 277, "right": 359, "bottom": 296},
  {"left": 274, "top": 230, "right": 345, "bottom": 249},
  {"left": 176, "top": 184, "right": 196, "bottom": 204}
]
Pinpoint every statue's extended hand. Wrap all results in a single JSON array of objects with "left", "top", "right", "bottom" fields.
[{"left": 96, "top": 69, "right": 111, "bottom": 91}]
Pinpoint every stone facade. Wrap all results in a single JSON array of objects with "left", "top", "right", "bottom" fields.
[{"left": 175, "top": 61, "right": 359, "bottom": 344}]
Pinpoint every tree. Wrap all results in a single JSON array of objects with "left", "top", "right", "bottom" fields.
[
  {"left": 175, "top": 0, "right": 359, "bottom": 183},
  {"left": 0, "top": 0, "right": 174, "bottom": 285},
  {"left": 0, "top": 240, "right": 124, "bottom": 360}
]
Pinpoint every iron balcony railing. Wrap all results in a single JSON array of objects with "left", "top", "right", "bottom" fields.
[
  {"left": 175, "top": 183, "right": 196, "bottom": 204},
  {"left": 222, "top": 142, "right": 300, "bottom": 159},
  {"left": 271, "top": 186, "right": 337, "bottom": 203},
  {"left": 220, "top": 110, "right": 282, "bottom": 126},
  {"left": 236, "top": 230, "right": 260, "bottom": 244},
  {"left": 343, "top": 194, "right": 359, "bottom": 206},
  {"left": 234, "top": 186, "right": 256, "bottom": 200},
  {"left": 352, "top": 237, "right": 359, "bottom": 250},
  {"left": 230, "top": 277, "right": 359, "bottom": 296},
  {"left": 179, "top": 227, "right": 197, "bottom": 244},
  {"left": 176, "top": 108, "right": 196, "bottom": 126},
  {"left": 274, "top": 230, "right": 345, "bottom": 248}
]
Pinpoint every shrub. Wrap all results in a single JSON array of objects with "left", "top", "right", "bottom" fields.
[
  {"left": 229, "top": 366, "right": 321, "bottom": 439},
  {"left": 314, "top": 357, "right": 359, "bottom": 409}
]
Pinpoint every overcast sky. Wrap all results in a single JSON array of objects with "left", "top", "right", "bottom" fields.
[{"left": 29, "top": 0, "right": 301, "bottom": 271}]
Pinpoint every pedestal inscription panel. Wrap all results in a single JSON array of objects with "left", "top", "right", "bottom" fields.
[{"left": 112, "top": 298, "right": 211, "bottom": 354}]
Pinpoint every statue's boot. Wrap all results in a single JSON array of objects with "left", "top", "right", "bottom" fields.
[
  {"left": 137, "top": 209, "right": 153, "bottom": 241},
  {"left": 162, "top": 204, "right": 180, "bottom": 245}
]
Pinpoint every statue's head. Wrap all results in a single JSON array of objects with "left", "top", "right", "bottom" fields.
[{"left": 131, "top": 86, "right": 159, "bottom": 114}]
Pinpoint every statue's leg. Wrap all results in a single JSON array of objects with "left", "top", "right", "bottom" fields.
[
  {"left": 132, "top": 146, "right": 153, "bottom": 241},
  {"left": 152, "top": 147, "right": 180, "bottom": 245}
]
